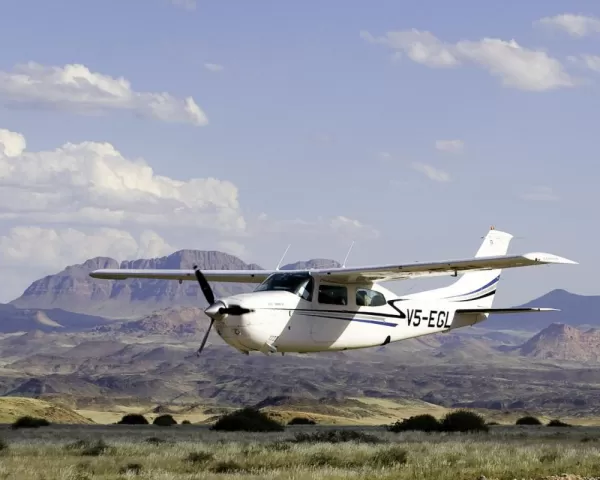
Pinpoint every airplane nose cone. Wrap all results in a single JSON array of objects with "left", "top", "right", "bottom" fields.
[{"left": 204, "top": 301, "right": 226, "bottom": 319}]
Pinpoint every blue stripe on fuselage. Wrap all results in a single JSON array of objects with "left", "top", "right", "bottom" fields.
[
  {"left": 304, "top": 312, "right": 398, "bottom": 327},
  {"left": 445, "top": 275, "right": 500, "bottom": 299}
]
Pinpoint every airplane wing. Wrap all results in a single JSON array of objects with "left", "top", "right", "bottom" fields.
[
  {"left": 89, "top": 268, "right": 275, "bottom": 283},
  {"left": 89, "top": 251, "right": 575, "bottom": 284},
  {"left": 304, "top": 251, "right": 576, "bottom": 284},
  {"left": 455, "top": 307, "right": 559, "bottom": 315}
]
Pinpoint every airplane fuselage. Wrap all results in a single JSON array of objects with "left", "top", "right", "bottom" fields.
[{"left": 211, "top": 285, "right": 478, "bottom": 354}]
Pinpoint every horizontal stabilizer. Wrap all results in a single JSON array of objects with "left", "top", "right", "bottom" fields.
[{"left": 456, "top": 307, "right": 559, "bottom": 315}]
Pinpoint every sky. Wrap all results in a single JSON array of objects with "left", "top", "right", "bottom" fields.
[{"left": 0, "top": 0, "right": 598, "bottom": 306}]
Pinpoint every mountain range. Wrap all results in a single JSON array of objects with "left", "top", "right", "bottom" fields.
[{"left": 1, "top": 249, "right": 599, "bottom": 416}]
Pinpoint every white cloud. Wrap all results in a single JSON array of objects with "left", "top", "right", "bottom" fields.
[
  {"left": 217, "top": 240, "right": 247, "bottom": 258},
  {"left": 0, "top": 62, "right": 208, "bottom": 126},
  {"left": 0, "top": 128, "right": 245, "bottom": 234},
  {"left": 520, "top": 186, "right": 559, "bottom": 202},
  {"left": 0, "top": 226, "right": 175, "bottom": 270},
  {"left": 253, "top": 214, "right": 380, "bottom": 241},
  {"left": 204, "top": 63, "right": 224, "bottom": 73},
  {"left": 435, "top": 139, "right": 464, "bottom": 153},
  {"left": 379, "top": 151, "right": 392, "bottom": 160},
  {"left": 361, "top": 30, "right": 459, "bottom": 67},
  {"left": 362, "top": 29, "right": 575, "bottom": 91},
  {"left": 411, "top": 162, "right": 451, "bottom": 182},
  {"left": 569, "top": 54, "right": 600, "bottom": 73},
  {"left": 0, "top": 129, "right": 25, "bottom": 157},
  {"left": 536, "top": 14, "right": 600, "bottom": 37},
  {"left": 170, "top": 0, "right": 196, "bottom": 11}
]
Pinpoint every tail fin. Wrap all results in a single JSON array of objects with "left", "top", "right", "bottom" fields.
[{"left": 402, "top": 227, "right": 513, "bottom": 308}]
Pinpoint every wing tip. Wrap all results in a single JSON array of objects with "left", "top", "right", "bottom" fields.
[{"left": 523, "top": 252, "right": 578, "bottom": 265}]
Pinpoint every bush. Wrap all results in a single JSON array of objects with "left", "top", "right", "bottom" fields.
[
  {"left": 440, "top": 410, "right": 489, "bottom": 433},
  {"left": 387, "top": 414, "right": 440, "bottom": 433},
  {"left": 11, "top": 416, "right": 50, "bottom": 429},
  {"left": 371, "top": 446, "right": 409, "bottom": 466},
  {"left": 186, "top": 451, "right": 214, "bottom": 464},
  {"left": 288, "top": 417, "right": 316, "bottom": 425},
  {"left": 0, "top": 438, "right": 7, "bottom": 452},
  {"left": 181, "top": 420, "right": 191, "bottom": 425},
  {"left": 153, "top": 414, "right": 177, "bottom": 426},
  {"left": 211, "top": 407, "right": 284, "bottom": 432},
  {"left": 119, "top": 463, "right": 143, "bottom": 475},
  {"left": 548, "top": 419, "right": 571, "bottom": 427},
  {"left": 81, "top": 439, "right": 110, "bottom": 456},
  {"left": 516, "top": 416, "right": 542, "bottom": 425},
  {"left": 117, "top": 414, "right": 149, "bottom": 425},
  {"left": 292, "top": 429, "right": 383, "bottom": 444}
]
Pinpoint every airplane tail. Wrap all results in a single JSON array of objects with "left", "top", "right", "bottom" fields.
[{"left": 402, "top": 227, "right": 513, "bottom": 308}]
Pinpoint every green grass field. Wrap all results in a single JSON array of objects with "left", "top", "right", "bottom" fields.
[{"left": 1, "top": 424, "right": 600, "bottom": 479}]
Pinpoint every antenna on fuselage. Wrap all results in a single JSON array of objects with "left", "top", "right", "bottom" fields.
[
  {"left": 342, "top": 241, "right": 355, "bottom": 268},
  {"left": 275, "top": 244, "right": 292, "bottom": 270}
]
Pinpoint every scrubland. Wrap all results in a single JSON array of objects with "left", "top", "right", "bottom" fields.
[{"left": 2, "top": 425, "right": 600, "bottom": 479}]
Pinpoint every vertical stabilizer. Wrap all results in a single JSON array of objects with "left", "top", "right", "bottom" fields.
[{"left": 402, "top": 227, "right": 513, "bottom": 308}]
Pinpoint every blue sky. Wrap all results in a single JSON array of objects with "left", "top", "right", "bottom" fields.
[{"left": 0, "top": 0, "right": 598, "bottom": 305}]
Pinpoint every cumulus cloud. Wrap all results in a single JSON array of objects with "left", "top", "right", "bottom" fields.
[
  {"left": 435, "top": 139, "right": 464, "bottom": 153},
  {"left": 253, "top": 214, "right": 380, "bottom": 241},
  {"left": 0, "top": 128, "right": 245, "bottom": 234},
  {"left": 520, "top": 186, "right": 559, "bottom": 202},
  {"left": 411, "top": 162, "right": 451, "bottom": 182},
  {"left": 204, "top": 63, "right": 224, "bottom": 72},
  {"left": 569, "top": 54, "right": 600, "bottom": 73},
  {"left": 0, "top": 226, "right": 175, "bottom": 270},
  {"left": 536, "top": 14, "right": 600, "bottom": 37},
  {"left": 361, "top": 29, "right": 575, "bottom": 91},
  {"left": 0, "top": 62, "right": 208, "bottom": 126}
]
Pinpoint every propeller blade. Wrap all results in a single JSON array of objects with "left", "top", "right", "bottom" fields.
[
  {"left": 193, "top": 265, "right": 215, "bottom": 306},
  {"left": 197, "top": 318, "right": 214, "bottom": 356}
]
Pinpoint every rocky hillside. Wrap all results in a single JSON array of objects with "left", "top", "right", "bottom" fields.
[
  {"left": 483, "top": 289, "right": 600, "bottom": 331},
  {"left": 515, "top": 323, "right": 600, "bottom": 362},
  {"left": 8, "top": 252, "right": 340, "bottom": 318}
]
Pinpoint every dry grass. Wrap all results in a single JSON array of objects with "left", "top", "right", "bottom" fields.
[{"left": 1, "top": 425, "right": 600, "bottom": 479}]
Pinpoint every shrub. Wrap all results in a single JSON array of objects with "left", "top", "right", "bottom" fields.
[
  {"left": 387, "top": 414, "right": 440, "bottom": 433},
  {"left": 0, "top": 438, "right": 7, "bottom": 452},
  {"left": 211, "top": 407, "right": 284, "bottom": 432},
  {"left": 119, "top": 463, "right": 143, "bottom": 475},
  {"left": 81, "top": 439, "right": 110, "bottom": 456},
  {"left": 117, "top": 414, "right": 149, "bottom": 425},
  {"left": 516, "top": 416, "right": 542, "bottom": 425},
  {"left": 181, "top": 420, "right": 191, "bottom": 425},
  {"left": 11, "top": 416, "right": 50, "bottom": 429},
  {"left": 288, "top": 417, "right": 316, "bottom": 425},
  {"left": 292, "top": 429, "right": 382, "bottom": 444},
  {"left": 548, "top": 419, "right": 571, "bottom": 427},
  {"left": 440, "top": 410, "right": 489, "bottom": 433},
  {"left": 370, "top": 446, "right": 409, "bottom": 466},
  {"left": 186, "top": 451, "right": 214, "bottom": 464},
  {"left": 153, "top": 414, "right": 177, "bottom": 426},
  {"left": 210, "top": 460, "right": 246, "bottom": 474}
]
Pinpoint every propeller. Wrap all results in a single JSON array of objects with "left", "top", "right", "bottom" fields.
[{"left": 193, "top": 265, "right": 253, "bottom": 356}]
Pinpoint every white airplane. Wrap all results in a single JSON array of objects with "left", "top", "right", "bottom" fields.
[{"left": 89, "top": 227, "right": 576, "bottom": 357}]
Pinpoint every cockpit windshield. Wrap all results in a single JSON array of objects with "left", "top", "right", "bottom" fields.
[{"left": 254, "top": 272, "right": 313, "bottom": 301}]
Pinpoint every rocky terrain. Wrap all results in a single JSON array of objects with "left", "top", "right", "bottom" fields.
[{"left": 1, "top": 250, "right": 599, "bottom": 417}]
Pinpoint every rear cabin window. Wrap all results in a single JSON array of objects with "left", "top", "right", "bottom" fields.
[
  {"left": 356, "top": 288, "right": 387, "bottom": 307},
  {"left": 318, "top": 284, "right": 347, "bottom": 305}
]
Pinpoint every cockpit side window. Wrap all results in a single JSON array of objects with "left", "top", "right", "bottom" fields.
[
  {"left": 298, "top": 276, "right": 313, "bottom": 301},
  {"left": 356, "top": 288, "right": 386, "bottom": 307},
  {"left": 254, "top": 272, "right": 313, "bottom": 301}
]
